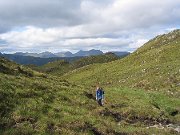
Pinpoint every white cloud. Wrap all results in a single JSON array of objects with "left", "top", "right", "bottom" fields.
[
  {"left": 0, "top": 26, "right": 133, "bottom": 52},
  {"left": 0, "top": 0, "right": 179, "bottom": 53},
  {"left": 81, "top": 0, "right": 180, "bottom": 34},
  {"left": 0, "top": 26, "right": 89, "bottom": 46}
]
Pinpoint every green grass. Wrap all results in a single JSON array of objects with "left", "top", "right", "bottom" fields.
[
  {"left": 1, "top": 70, "right": 179, "bottom": 134},
  {"left": 106, "top": 87, "right": 180, "bottom": 122},
  {"left": 63, "top": 30, "right": 180, "bottom": 93},
  {"left": 60, "top": 29, "right": 180, "bottom": 134},
  {"left": 0, "top": 69, "right": 180, "bottom": 135}
]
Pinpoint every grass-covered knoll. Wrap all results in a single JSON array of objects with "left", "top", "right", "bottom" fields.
[
  {"left": 63, "top": 30, "right": 180, "bottom": 92},
  {"left": 35, "top": 52, "right": 120, "bottom": 76},
  {"left": 0, "top": 57, "right": 44, "bottom": 77},
  {"left": 71, "top": 52, "right": 119, "bottom": 69},
  {"left": 34, "top": 60, "right": 70, "bottom": 75}
]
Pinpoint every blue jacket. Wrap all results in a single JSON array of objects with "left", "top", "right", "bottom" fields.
[{"left": 96, "top": 89, "right": 104, "bottom": 100}]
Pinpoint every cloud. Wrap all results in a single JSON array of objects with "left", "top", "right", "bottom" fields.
[
  {"left": 0, "top": 0, "right": 179, "bottom": 53},
  {"left": 81, "top": 0, "right": 180, "bottom": 34},
  {"left": 0, "top": 26, "right": 132, "bottom": 53},
  {"left": 0, "top": 0, "right": 83, "bottom": 32}
]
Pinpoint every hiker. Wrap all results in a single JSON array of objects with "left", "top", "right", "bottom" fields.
[{"left": 96, "top": 87, "right": 104, "bottom": 106}]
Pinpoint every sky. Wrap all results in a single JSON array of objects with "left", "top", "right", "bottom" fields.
[{"left": 0, "top": 0, "right": 179, "bottom": 53}]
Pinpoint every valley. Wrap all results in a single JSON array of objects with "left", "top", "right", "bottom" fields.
[{"left": 0, "top": 30, "right": 180, "bottom": 134}]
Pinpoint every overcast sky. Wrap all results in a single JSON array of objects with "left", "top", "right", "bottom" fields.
[{"left": 0, "top": 0, "right": 179, "bottom": 53}]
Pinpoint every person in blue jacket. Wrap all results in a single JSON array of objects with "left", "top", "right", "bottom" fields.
[{"left": 96, "top": 87, "right": 104, "bottom": 106}]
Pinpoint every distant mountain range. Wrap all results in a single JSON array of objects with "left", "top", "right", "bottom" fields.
[
  {"left": 0, "top": 50, "right": 130, "bottom": 66},
  {"left": 11, "top": 49, "right": 130, "bottom": 58},
  {"left": 73, "top": 49, "right": 103, "bottom": 57},
  {"left": 14, "top": 51, "right": 58, "bottom": 58},
  {"left": 0, "top": 53, "right": 82, "bottom": 66}
]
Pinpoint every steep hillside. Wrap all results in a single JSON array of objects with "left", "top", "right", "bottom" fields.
[
  {"left": 63, "top": 30, "right": 180, "bottom": 92},
  {"left": 36, "top": 53, "right": 120, "bottom": 76}
]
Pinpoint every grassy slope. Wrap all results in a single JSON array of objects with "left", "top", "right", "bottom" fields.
[
  {"left": 1, "top": 60, "right": 178, "bottom": 135},
  {"left": 35, "top": 53, "right": 119, "bottom": 76},
  {"left": 1, "top": 73, "right": 179, "bottom": 135},
  {"left": 0, "top": 57, "right": 159, "bottom": 135},
  {"left": 61, "top": 30, "right": 180, "bottom": 134},
  {"left": 0, "top": 57, "right": 108, "bottom": 134},
  {"left": 34, "top": 60, "right": 70, "bottom": 76},
  {"left": 63, "top": 30, "right": 180, "bottom": 92}
]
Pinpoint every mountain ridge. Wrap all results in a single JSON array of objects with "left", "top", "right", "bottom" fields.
[
  {"left": 0, "top": 50, "right": 130, "bottom": 66},
  {"left": 4, "top": 49, "right": 130, "bottom": 58},
  {"left": 0, "top": 53, "right": 83, "bottom": 66}
]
